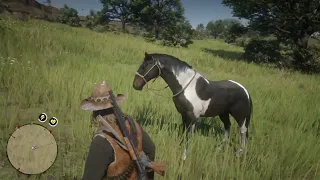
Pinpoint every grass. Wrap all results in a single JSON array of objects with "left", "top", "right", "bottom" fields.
[{"left": 0, "top": 16, "right": 320, "bottom": 180}]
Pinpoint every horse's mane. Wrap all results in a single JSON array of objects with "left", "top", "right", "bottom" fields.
[{"left": 150, "top": 53, "right": 193, "bottom": 69}]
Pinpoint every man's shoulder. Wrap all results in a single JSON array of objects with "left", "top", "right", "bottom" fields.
[{"left": 90, "top": 134, "right": 114, "bottom": 153}]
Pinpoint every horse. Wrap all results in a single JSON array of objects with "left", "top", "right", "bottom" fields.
[{"left": 132, "top": 52, "right": 253, "bottom": 159}]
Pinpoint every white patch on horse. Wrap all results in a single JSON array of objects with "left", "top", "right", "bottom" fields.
[
  {"left": 240, "top": 118, "right": 247, "bottom": 133},
  {"left": 228, "top": 80, "right": 250, "bottom": 100},
  {"left": 173, "top": 68, "right": 211, "bottom": 118}
]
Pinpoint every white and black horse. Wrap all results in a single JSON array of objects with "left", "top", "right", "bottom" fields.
[{"left": 133, "top": 52, "right": 253, "bottom": 159}]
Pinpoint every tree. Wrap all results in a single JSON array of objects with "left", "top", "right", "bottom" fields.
[
  {"left": 85, "top": 9, "right": 104, "bottom": 29},
  {"left": 100, "top": 0, "right": 134, "bottom": 32},
  {"left": 193, "top": 23, "right": 208, "bottom": 40},
  {"left": 222, "top": 0, "right": 320, "bottom": 49},
  {"left": 45, "top": 0, "right": 51, "bottom": 6},
  {"left": 206, "top": 19, "right": 240, "bottom": 39},
  {"left": 57, "top": 4, "right": 80, "bottom": 27},
  {"left": 196, "top": 23, "right": 205, "bottom": 32},
  {"left": 229, "top": 21, "right": 247, "bottom": 37},
  {"left": 161, "top": 18, "right": 193, "bottom": 47},
  {"left": 224, "top": 20, "right": 248, "bottom": 43},
  {"left": 206, "top": 20, "right": 223, "bottom": 38},
  {"left": 131, "top": 0, "right": 185, "bottom": 39}
]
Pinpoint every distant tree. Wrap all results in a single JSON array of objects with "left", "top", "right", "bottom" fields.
[
  {"left": 222, "top": 0, "right": 320, "bottom": 49},
  {"left": 206, "top": 18, "right": 246, "bottom": 41},
  {"left": 161, "top": 18, "right": 193, "bottom": 47},
  {"left": 85, "top": 9, "right": 99, "bottom": 29},
  {"left": 193, "top": 23, "right": 208, "bottom": 40},
  {"left": 196, "top": 23, "right": 205, "bottom": 32},
  {"left": 206, "top": 20, "right": 225, "bottom": 38},
  {"left": 131, "top": 0, "right": 185, "bottom": 40},
  {"left": 45, "top": 0, "right": 51, "bottom": 6},
  {"left": 89, "top": 9, "right": 95, "bottom": 16},
  {"left": 100, "top": 0, "right": 134, "bottom": 32},
  {"left": 224, "top": 20, "right": 248, "bottom": 43},
  {"left": 57, "top": 4, "right": 80, "bottom": 27}
]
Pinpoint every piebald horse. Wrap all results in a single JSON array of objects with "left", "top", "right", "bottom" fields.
[{"left": 133, "top": 52, "right": 253, "bottom": 159}]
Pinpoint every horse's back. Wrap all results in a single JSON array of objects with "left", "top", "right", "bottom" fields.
[{"left": 207, "top": 79, "right": 250, "bottom": 102}]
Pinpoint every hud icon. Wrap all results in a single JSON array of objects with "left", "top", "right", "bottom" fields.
[
  {"left": 38, "top": 113, "right": 47, "bottom": 123},
  {"left": 49, "top": 117, "right": 58, "bottom": 127}
]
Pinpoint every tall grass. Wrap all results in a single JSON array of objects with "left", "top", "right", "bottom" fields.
[{"left": 0, "top": 16, "right": 320, "bottom": 180}]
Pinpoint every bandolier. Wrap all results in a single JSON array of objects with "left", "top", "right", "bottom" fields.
[{"left": 94, "top": 113, "right": 144, "bottom": 180}]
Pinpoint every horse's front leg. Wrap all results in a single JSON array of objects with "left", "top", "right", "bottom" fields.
[
  {"left": 182, "top": 123, "right": 195, "bottom": 160},
  {"left": 181, "top": 112, "right": 197, "bottom": 160}
]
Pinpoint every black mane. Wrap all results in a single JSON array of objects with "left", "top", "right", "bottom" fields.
[{"left": 149, "top": 53, "right": 193, "bottom": 70}]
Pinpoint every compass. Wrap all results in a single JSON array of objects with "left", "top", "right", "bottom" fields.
[{"left": 6, "top": 123, "right": 58, "bottom": 175}]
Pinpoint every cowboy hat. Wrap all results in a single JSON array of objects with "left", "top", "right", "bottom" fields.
[{"left": 80, "top": 81, "right": 126, "bottom": 111}]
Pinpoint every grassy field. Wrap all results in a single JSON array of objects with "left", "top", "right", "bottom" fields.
[{"left": 0, "top": 16, "right": 320, "bottom": 180}]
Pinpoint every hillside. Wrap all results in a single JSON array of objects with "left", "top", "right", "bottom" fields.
[
  {"left": 0, "top": 0, "right": 139, "bottom": 33},
  {"left": 0, "top": 0, "right": 61, "bottom": 21},
  {"left": 0, "top": 16, "right": 319, "bottom": 180}
]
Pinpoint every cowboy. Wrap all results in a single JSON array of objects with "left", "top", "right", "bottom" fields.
[{"left": 80, "top": 81, "right": 166, "bottom": 180}]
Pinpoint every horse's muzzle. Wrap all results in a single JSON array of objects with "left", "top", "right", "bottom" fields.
[{"left": 132, "top": 75, "right": 145, "bottom": 90}]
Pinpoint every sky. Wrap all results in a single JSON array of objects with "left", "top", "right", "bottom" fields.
[{"left": 48, "top": 0, "right": 248, "bottom": 28}]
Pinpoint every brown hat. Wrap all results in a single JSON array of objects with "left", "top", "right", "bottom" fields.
[{"left": 80, "top": 81, "right": 126, "bottom": 111}]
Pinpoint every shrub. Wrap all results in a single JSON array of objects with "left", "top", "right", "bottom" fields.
[
  {"left": 243, "top": 39, "right": 281, "bottom": 64},
  {"left": 235, "top": 36, "right": 250, "bottom": 47},
  {"left": 142, "top": 32, "right": 156, "bottom": 43},
  {"left": 282, "top": 44, "right": 320, "bottom": 74},
  {"left": 57, "top": 5, "right": 80, "bottom": 27},
  {"left": 91, "top": 25, "right": 109, "bottom": 33},
  {"left": 160, "top": 20, "right": 193, "bottom": 48}
]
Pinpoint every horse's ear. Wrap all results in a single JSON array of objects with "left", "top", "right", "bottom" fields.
[{"left": 144, "top": 52, "right": 152, "bottom": 61}]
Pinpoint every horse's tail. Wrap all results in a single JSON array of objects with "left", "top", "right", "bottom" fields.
[{"left": 246, "top": 94, "right": 253, "bottom": 138}]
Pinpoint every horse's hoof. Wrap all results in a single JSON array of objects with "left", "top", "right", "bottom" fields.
[
  {"left": 235, "top": 148, "right": 243, "bottom": 158},
  {"left": 182, "top": 149, "right": 188, "bottom": 160}
]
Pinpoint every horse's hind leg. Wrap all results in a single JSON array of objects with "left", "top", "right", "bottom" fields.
[
  {"left": 230, "top": 106, "right": 249, "bottom": 154},
  {"left": 216, "top": 113, "right": 231, "bottom": 151},
  {"left": 219, "top": 112, "right": 231, "bottom": 142}
]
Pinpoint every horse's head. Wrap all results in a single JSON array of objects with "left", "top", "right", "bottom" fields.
[{"left": 133, "top": 52, "right": 162, "bottom": 90}]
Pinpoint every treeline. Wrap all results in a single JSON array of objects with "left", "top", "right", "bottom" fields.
[
  {"left": 57, "top": 0, "right": 193, "bottom": 48},
  {"left": 56, "top": 0, "right": 320, "bottom": 73}
]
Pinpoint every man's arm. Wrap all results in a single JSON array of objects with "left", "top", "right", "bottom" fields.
[{"left": 82, "top": 135, "right": 114, "bottom": 180}]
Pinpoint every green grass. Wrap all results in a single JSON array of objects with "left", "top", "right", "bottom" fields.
[{"left": 1, "top": 16, "right": 320, "bottom": 180}]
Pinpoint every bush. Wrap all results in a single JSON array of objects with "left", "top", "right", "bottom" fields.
[
  {"left": 282, "top": 45, "right": 320, "bottom": 74},
  {"left": 142, "top": 32, "right": 156, "bottom": 43},
  {"left": 243, "top": 39, "right": 281, "bottom": 64},
  {"left": 192, "top": 30, "right": 208, "bottom": 40},
  {"left": 91, "top": 25, "right": 109, "bottom": 33},
  {"left": 224, "top": 34, "right": 237, "bottom": 43},
  {"left": 235, "top": 36, "right": 250, "bottom": 47},
  {"left": 160, "top": 20, "right": 193, "bottom": 48},
  {"left": 57, "top": 5, "right": 80, "bottom": 27}
]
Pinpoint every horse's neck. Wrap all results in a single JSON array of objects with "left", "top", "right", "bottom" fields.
[{"left": 161, "top": 66, "right": 196, "bottom": 95}]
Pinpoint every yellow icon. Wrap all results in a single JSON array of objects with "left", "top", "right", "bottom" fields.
[
  {"left": 49, "top": 117, "right": 58, "bottom": 127},
  {"left": 38, "top": 113, "right": 47, "bottom": 123}
]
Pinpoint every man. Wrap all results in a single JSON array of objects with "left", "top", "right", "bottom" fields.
[{"left": 80, "top": 81, "right": 166, "bottom": 180}]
